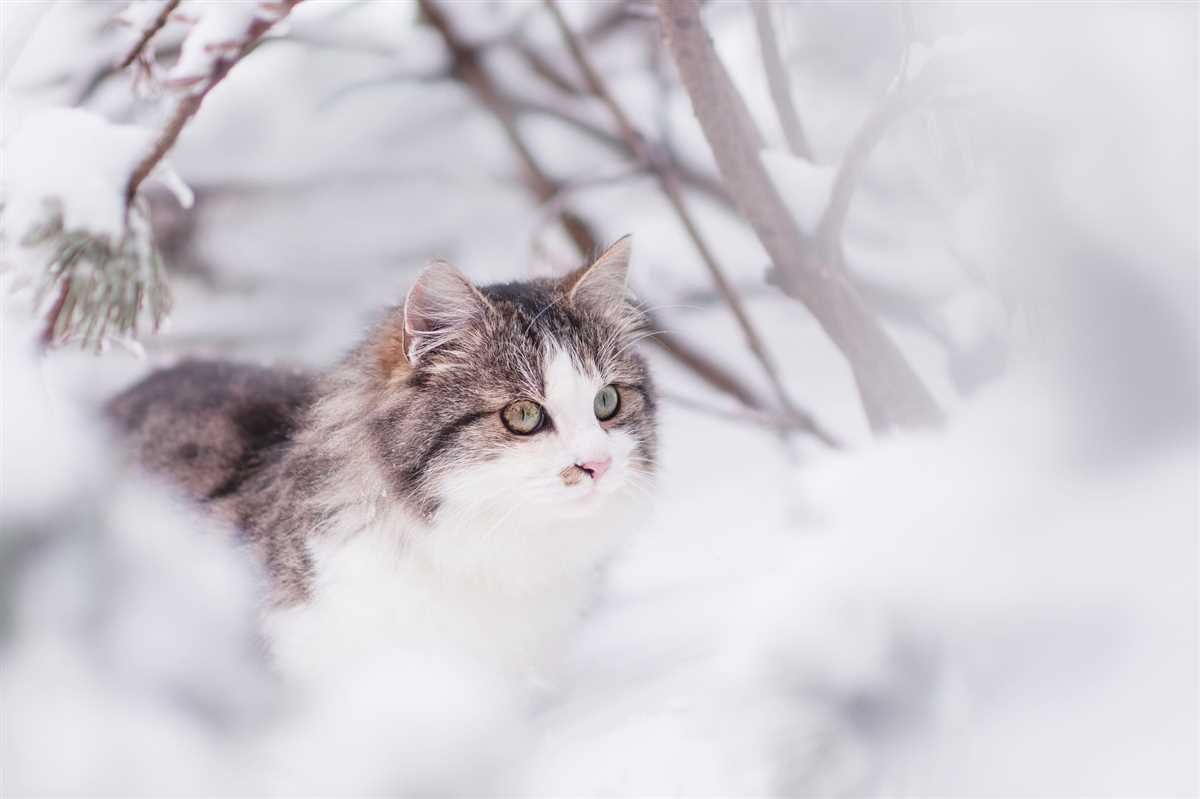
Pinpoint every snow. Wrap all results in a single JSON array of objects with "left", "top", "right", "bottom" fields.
[
  {"left": 761, "top": 149, "right": 837, "bottom": 234},
  {"left": 1, "top": 1, "right": 1196, "bottom": 795},
  {"left": 0, "top": 1, "right": 55, "bottom": 85},
  {"left": 900, "top": 32, "right": 983, "bottom": 85},
  {"left": 166, "top": 1, "right": 278, "bottom": 88},
  {"left": 115, "top": 0, "right": 170, "bottom": 36},
  {"left": 1, "top": 108, "right": 154, "bottom": 253}
]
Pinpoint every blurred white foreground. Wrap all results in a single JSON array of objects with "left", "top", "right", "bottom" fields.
[{"left": 1, "top": 1, "right": 1195, "bottom": 796}]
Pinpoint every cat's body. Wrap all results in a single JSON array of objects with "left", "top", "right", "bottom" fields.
[{"left": 107, "top": 239, "right": 656, "bottom": 682}]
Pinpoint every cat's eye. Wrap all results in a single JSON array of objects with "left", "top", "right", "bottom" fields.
[
  {"left": 501, "top": 399, "right": 545, "bottom": 435},
  {"left": 594, "top": 384, "right": 620, "bottom": 421}
]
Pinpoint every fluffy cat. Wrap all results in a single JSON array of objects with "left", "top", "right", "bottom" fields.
[{"left": 107, "top": 237, "right": 657, "bottom": 682}]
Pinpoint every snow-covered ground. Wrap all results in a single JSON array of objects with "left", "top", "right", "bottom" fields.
[{"left": 2, "top": 1, "right": 1195, "bottom": 795}]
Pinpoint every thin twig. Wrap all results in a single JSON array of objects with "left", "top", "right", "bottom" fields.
[
  {"left": 653, "top": 332, "right": 764, "bottom": 412},
  {"left": 117, "top": 0, "right": 181, "bottom": 69},
  {"left": 894, "top": 0, "right": 915, "bottom": 92},
  {"left": 661, "top": 391, "right": 828, "bottom": 436},
  {"left": 815, "top": 63, "right": 944, "bottom": 259},
  {"left": 503, "top": 92, "right": 733, "bottom": 210},
  {"left": 124, "top": 1, "right": 304, "bottom": 213},
  {"left": 543, "top": 0, "right": 839, "bottom": 447},
  {"left": 513, "top": 40, "right": 584, "bottom": 95},
  {"left": 749, "top": 0, "right": 811, "bottom": 160}
]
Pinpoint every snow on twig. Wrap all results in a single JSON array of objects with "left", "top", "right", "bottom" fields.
[
  {"left": 1, "top": 2, "right": 303, "bottom": 351},
  {"left": 125, "top": 0, "right": 304, "bottom": 208},
  {"left": 116, "top": 0, "right": 181, "bottom": 71}
]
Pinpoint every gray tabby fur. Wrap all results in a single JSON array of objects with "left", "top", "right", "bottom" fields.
[{"left": 106, "top": 246, "right": 657, "bottom": 607}]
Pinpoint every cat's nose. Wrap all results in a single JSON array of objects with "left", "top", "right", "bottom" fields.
[{"left": 577, "top": 457, "right": 612, "bottom": 481}]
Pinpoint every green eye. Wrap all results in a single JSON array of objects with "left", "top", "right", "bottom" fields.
[
  {"left": 594, "top": 384, "right": 620, "bottom": 421},
  {"left": 501, "top": 399, "right": 545, "bottom": 435}
]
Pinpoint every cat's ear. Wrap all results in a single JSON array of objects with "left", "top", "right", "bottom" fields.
[
  {"left": 566, "top": 235, "right": 632, "bottom": 314},
  {"left": 401, "top": 259, "right": 492, "bottom": 366}
]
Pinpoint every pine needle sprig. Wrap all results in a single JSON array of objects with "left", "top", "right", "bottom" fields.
[{"left": 23, "top": 200, "right": 171, "bottom": 351}]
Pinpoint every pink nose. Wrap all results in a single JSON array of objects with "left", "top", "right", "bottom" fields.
[{"left": 577, "top": 457, "right": 612, "bottom": 482}]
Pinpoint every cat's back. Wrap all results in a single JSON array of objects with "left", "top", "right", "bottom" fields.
[{"left": 106, "top": 359, "right": 315, "bottom": 506}]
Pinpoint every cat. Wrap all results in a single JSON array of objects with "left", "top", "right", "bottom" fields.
[{"left": 106, "top": 237, "right": 657, "bottom": 683}]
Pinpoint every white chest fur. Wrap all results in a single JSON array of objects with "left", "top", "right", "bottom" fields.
[{"left": 263, "top": 504, "right": 627, "bottom": 686}]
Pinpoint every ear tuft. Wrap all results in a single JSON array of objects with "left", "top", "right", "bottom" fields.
[
  {"left": 402, "top": 259, "right": 491, "bottom": 365},
  {"left": 566, "top": 235, "right": 632, "bottom": 313}
]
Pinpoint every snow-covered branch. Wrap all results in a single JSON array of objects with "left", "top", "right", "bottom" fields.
[
  {"left": 0, "top": 1, "right": 304, "bottom": 351},
  {"left": 124, "top": 1, "right": 305, "bottom": 210},
  {"left": 116, "top": 0, "right": 181, "bottom": 71}
]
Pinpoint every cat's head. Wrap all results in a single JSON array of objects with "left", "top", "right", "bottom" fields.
[{"left": 366, "top": 237, "right": 657, "bottom": 530}]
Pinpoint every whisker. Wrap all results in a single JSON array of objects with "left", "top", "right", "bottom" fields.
[
  {"left": 523, "top": 294, "right": 566, "bottom": 336},
  {"left": 611, "top": 329, "right": 670, "bottom": 359}
]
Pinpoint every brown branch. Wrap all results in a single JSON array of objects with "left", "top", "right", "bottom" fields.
[
  {"left": 418, "top": 0, "right": 820, "bottom": 440},
  {"left": 124, "top": 1, "right": 304, "bottom": 213},
  {"left": 581, "top": 1, "right": 645, "bottom": 43},
  {"left": 543, "top": 0, "right": 839, "bottom": 447},
  {"left": 513, "top": 41, "right": 585, "bottom": 96},
  {"left": 749, "top": 0, "right": 811, "bottom": 160},
  {"left": 417, "top": 0, "right": 595, "bottom": 254},
  {"left": 117, "top": 0, "right": 181, "bottom": 69},
  {"left": 661, "top": 390, "right": 823, "bottom": 436},
  {"left": 654, "top": 332, "right": 766, "bottom": 412},
  {"left": 657, "top": 0, "right": 942, "bottom": 433}
]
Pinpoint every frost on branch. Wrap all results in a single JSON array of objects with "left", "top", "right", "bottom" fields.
[{"left": 0, "top": 108, "right": 176, "bottom": 350}]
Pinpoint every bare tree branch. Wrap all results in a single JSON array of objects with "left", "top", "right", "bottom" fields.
[
  {"left": 417, "top": 0, "right": 595, "bottom": 254},
  {"left": 749, "top": 0, "right": 811, "bottom": 160},
  {"left": 543, "top": 0, "right": 840, "bottom": 448},
  {"left": 657, "top": 0, "right": 943, "bottom": 433},
  {"left": 661, "top": 390, "right": 824, "bottom": 435},
  {"left": 124, "top": 1, "right": 304, "bottom": 214},
  {"left": 513, "top": 40, "right": 585, "bottom": 96},
  {"left": 117, "top": 0, "right": 180, "bottom": 69},
  {"left": 418, "top": 0, "right": 811, "bottom": 436}
]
